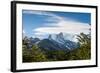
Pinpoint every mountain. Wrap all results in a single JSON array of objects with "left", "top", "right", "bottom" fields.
[
  {"left": 23, "top": 37, "right": 40, "bottom": 49},
  {"left": 37, "top": 32, "right": 78, "bottom": 51},
  {"left": 37, "top": 39, "right": 68, "bottom": 51},
  {"left": 56, "top": 32, "right": 66, "bottom": 44},
  {"left": 48, "top": 34, "right": 52, "bottom": 40},
  {"left": 24, "top": 32, "right": 78, "bottom": 50},
  {"left": 29, "top": 37, "right": 40, "bottom": 44},
  {"left": 64, "top": 40, "right": 77, "bottom": 49},
  {"left": 56, "top": 33, "right": 77, "bottom": 49}
]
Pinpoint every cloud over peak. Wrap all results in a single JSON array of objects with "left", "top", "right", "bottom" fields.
[{"left": 24, "top": 10, "right": 91, "bottom": 39}]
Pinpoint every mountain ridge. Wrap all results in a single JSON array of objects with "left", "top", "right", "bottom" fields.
[{"left": 23, "top": 32, "right": 78, "bottom": 50}]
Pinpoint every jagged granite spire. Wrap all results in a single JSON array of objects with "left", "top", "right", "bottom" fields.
[
  {"left": 48, "top": 34, "right": 52, "bottom": 40},
  {"left": 56, "top": 32, "right": 65, "bottom": 44}
]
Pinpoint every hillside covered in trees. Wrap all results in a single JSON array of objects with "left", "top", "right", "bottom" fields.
[{"left": 22, "top": 33, "right": 91, "bottom": 62}]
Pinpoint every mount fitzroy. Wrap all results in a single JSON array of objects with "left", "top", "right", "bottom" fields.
[{"left": 24, "top": 32, "right": 78, "bottom": 51}]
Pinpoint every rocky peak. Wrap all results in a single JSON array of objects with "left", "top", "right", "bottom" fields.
[
  {"left": 56, "top": 32, "right": 65, "bottom": 43},
  {"left": 48, "top": 34, "right": 52, "bottom": 40}
]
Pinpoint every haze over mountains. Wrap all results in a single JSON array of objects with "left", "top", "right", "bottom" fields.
[{"left": 23, "top": 32, "right": 79, "bottom": 51}]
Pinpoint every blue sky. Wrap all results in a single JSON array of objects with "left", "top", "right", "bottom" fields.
[{"left": 22, "top": 10, "right": 91, "bottom": 39}]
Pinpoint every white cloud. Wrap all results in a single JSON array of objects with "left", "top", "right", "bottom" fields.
[
  {"left": 30, "top": 11, "right": 90, "bottom": 39},
  {"left": 23, "top": 10, "right": 63, "bottom": 21},
  {"left": 34, "top": 20, "right": 90, "bottom": 35},
  {"left": 33, "top": 32, "right": 48, "bottom": 39}
]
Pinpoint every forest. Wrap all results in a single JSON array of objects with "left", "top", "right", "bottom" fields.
[{"left": 22, "top": 33, "right": 91, "bottom": 62}]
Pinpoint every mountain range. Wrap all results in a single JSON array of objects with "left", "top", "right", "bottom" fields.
[{"left": 23, "top": 32, "right": 78, "bottom": 51}]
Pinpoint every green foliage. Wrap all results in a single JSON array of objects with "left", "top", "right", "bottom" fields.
[
  {"left": 67, "top": 33, "right": 91, "bottom": 60},
  {"left": 45, "top": 50, "right": 67, "bottom": 61},
  {"left": 23, "top": 45, "right": 47, "bottom": 62},
  {"left": 77, "top": 33, "right": 91, "bottom": 46},
  {"left": 22, "top": 45, "right": 34, "bottom": 62},
  {"left": 22, "top": 32, "right": 91, "bottom": 62},
  {"left": 76, "top": 33, "right": 91, "bottom": 59}
]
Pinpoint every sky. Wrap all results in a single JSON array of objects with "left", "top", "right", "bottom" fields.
[{"left": 22, "top": 10, "right": 91, "bottom": 40}]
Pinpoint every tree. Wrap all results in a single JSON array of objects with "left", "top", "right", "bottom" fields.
[
  {"left": 23, "top": 45, "right": 47, "bottom": 62},
  {"left": 22, "top": 45, "right": 34, "bottom": 62},
  {"left": 77, "top": 33, "right": 91, "bottom": 47},
  {"left": 66, "top": 33, "right": 91, "bottom": 60},
  {"left": 75, "top": 33, "right": 91, "bottom": 59},
  {"left": 31, "top": 45, "right": 47, "bottom": 62},
  {"left": 46, "top": 50, "right": 67, "bottom": 61}
]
